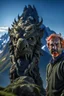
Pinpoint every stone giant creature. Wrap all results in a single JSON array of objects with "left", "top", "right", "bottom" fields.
[{"left": 8, "top": 5, "right": 46, "bottom": 96}]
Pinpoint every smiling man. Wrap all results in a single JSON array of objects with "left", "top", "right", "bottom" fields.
[{"left": 46, "top": 33, "right": 64, "bottom": 96}]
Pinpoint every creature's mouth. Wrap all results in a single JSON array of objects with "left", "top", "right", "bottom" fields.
[
  {"left": 21, "top": 48, "right": 33, "bottom": 60},
  {"left": 24, "top": 52, "right": 32, "bottom": 60},
  {"left": 15, "top": 47, "right": 33, "bottom": 60}
]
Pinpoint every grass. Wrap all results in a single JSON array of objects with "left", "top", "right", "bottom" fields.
[
  {"left": 0, "top": 86, "right": 15, "bottom": 96},
  {"left": 0, "top": 91, "right": 16, "bottom": 96}
]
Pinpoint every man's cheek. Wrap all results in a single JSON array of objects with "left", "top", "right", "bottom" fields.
[
  {"left": 58, "top": 48, "right": 62, "bottom": 53},
  {"left": 49, "top": 49, "right": 52, "bottom": 54}
]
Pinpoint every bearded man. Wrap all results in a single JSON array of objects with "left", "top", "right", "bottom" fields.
[{"left": 46, "top": 33, "right": 64, "bottom": 96}]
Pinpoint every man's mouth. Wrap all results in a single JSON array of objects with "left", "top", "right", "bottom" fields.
[
  {"left": 51, "top": 49, "right": 58, "bottom": 53},
  {"left": 52, "top": 52, "right": 59, "bottom": 57},
  {"left": 51, "top": 50, "right": 60, "bottom": 57}
]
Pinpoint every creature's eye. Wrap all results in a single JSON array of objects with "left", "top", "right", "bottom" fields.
[
  {"left": 27, "top": 37, "right": 34, "bottom": 41},
  {"left": 30, "top": 37, "right": 33, "bottom": 40},
  {"left": 29, "top": 38, "right": 32, "bottom": 40}
]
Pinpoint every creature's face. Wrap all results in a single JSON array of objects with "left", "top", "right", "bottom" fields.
[
  {"left": 11, "top": 28, "right": 37, "bottom": 60},
  {"left": 48, "top": 37, "right": 62, "bottom": 58},
  {"left": 9, "top": 15, "right": 43, "bottom": 60}
]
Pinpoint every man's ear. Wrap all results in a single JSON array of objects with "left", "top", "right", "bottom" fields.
[
  {"left": 61, "top": 40, "right": 64, "bottom": 48},
  {"left": 61, "top": 43, "right": 62, "bottom": 48}
]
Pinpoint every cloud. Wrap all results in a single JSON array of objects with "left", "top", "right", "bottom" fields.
[{"left": 0, "top": 27, "right": 8, "bottom": 32}]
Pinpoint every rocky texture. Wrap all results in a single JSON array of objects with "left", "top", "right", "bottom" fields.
[
  {"left": 8, "top": 5, "right": 46, "bottom": 96},
  {"left": 0, "top": 76, "right": 44, "bottom": 96},
  {"left": 0, "top": 86, "right": 15, "bottom": 96}
]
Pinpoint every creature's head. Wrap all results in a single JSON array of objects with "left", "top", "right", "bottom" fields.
[{"left": 8, "top": 5, "right": 44, "bottom": 60}]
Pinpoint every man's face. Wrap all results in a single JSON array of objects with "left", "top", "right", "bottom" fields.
[{"left": 48, "top": 38, "right": 62, "bottom": 58}]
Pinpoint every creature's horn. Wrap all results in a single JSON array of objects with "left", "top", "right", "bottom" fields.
[
  {"left": 37, "top": 17, "right": 43, "bottom": 27},
  {"left": 8, "top": 28, "right": 11, "bottom": 32},
  {"left": 13, "top": 22, "right": 15, "bottom": 24},
  {"left": 8, "top": 28, "right": 11, "bottom": 36},
  {"left": 11, "top": 24, "right": 14, "bottom": 27},
  {"left": 14, "top": 18, "right": 17, "bottom": 23},
  {"left": 18, "top": 14, "right": 20, "bottom": 20}
]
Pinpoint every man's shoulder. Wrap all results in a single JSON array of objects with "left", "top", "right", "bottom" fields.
[
  {"left": 46, "top": 63, "right": 51, "bottom": 69},
  {"left": 59, "top": 57, "right": 64, "bottom": 68},
  {"left": 59, "top": 56, "right": 64, "bottom": 66},
  {"left": 46, "top": 63, "right": 52, "bottom": 74}
]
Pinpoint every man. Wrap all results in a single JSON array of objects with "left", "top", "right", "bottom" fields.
[{"left": 46, "top": 33, "right": 64, "bottom": 96}]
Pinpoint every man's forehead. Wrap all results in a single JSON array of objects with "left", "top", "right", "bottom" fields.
[{"left": 49, "top": 38, "right": 60, "bottom": 43}]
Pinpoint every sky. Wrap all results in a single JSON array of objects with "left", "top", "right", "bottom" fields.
[{"left": 0, "top": 0, "right": 64, "bottom": 37}]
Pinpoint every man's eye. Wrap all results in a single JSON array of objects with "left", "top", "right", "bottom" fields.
[
  {"left": 56, "top": 43, "right": 59, "bottom": 46},
  {"left": 51, "top": 44, "right": 54, "bottom": 46}
]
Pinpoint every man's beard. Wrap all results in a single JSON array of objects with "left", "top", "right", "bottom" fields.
[
  {"left": 51, "top": 49, "right": 58, "bottom": 53},
  {"left": 50, "top": 49, "right": 61, "bottom": 57}
]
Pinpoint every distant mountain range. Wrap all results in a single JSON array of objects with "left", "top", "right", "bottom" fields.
[
  {"left": 0, "top": 25, "right": 55, "bottom": 88},
  {"left": 0, "top": 33, "right": 9, "bottom": 53}
]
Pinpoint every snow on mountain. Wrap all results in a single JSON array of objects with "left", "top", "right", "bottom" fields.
[
  {"left": 41, "top": 24, "right": 56, "bottom": 54},
  {"left": 0, "top": 33, "right": 9, "bottom": 54},
  {"left": 42, "top": 45, "right": 50, "bottom": 54}
]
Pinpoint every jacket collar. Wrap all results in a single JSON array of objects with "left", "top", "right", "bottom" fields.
[{"left": 50, "top": 51, "right": 64, "bottom": 65}]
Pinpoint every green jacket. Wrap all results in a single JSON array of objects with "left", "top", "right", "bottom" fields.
[{"left": 46, "top": 52, "right": 64, "bottom": 96}]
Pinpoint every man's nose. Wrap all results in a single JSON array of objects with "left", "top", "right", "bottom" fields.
[{"left": 53, "top": 45, "right": 57, "bottom": 49}]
